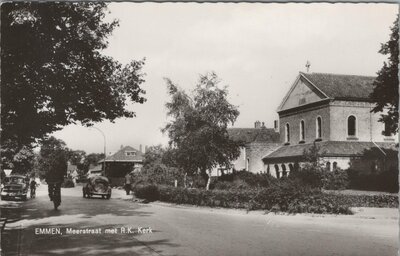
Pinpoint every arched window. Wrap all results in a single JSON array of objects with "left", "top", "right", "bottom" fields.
[
  {"left": 333, "top": 162, "right": 337, "bottom": 170},
  {"left": 300, "top": 120, "right": 305, "bottom": 141},
  {"left": 281, "top": 164, "right": 287, "bottom": 177},
  {"left": 285, "top": 123, "right": 290, "bottom": 143},
  {"left": 347, "top": 115, "right": 356, "bottom": 136},
  {"left": 316, "top": 116, "right": 322, "bottom": 139},
  {"left": 274, "top": 164, "right": 280, "bottom": 178},
  {"left": 326, "top": 161, "right": 331, "bottom": 171}
]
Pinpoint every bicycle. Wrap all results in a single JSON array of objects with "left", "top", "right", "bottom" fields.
[
  {"left": 30, "top": 187, "right": 36, "bottom": 198},
  {"left": 48, "top": 182, "right": 61, "bottom": 210}
]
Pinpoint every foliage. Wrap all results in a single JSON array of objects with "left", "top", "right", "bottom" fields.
[
  {"left": 289, "top": 164, "right": 324, "bottom": 189},
  {"left": 210, "top": 171, "right": 277, "bottom": 190},
  {"left": 139, "top": 184, "right": 354, "bottom": 214},
  {"left": 347, "top": 168, "right": 399, "bottom": 193},
  {"left": 370, "top": 14, "right": 399, "bottom": 134},
  {"left": 62, "top": 178, "right": 75, "bottom": 188},
  {"left": 162, "top": 72, "right": 242, "bottom": 187},
  {"left": 37, "top": 136, "right": 68, "bottom": 181},
  {"left": 133, "top": 184, "right": 160, "bottom": 202},
  {"left": 83, "top": 153, "right": 105, "bottom": 172},
  {"left": 321, "top": 169, "right": 349, "bottom": 190},
  {"left": 1, "top": 2, "right": 146, "bottom": 164}
]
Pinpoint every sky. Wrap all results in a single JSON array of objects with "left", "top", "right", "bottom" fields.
[{"left": 52, "top": 3, "right": 398, "bottom": 154}]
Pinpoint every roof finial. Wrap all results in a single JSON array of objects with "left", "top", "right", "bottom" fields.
[{"left": 305, "top": 60, "right": 311, "bottom": 73}]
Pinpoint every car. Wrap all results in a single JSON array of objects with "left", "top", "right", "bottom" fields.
[
  {"left": 83, "top": 176, "right": 111, "bottom": 199},
  {"left": 1, "top": 175, "right": 29, "bottom": 201}
]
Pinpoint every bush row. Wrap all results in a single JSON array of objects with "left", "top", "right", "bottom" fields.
[{"left": 134, "top": 182, "right": 358, "bottom": 214}]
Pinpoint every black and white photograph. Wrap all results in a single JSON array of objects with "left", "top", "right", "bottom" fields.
[{"left": 0, "top": 1, "right": 398, "bottom": 255}]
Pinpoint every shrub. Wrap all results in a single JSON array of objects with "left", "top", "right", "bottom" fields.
[
  {"left": 156, "top": 181, "right": 354, "bottom": 214},
  {"left": 133, "top": 184, "right": 160, "bottom": 202},
  {"left": 61, "top": 178, "right": 75, "bottom": 188},
  {"left": 289, "top": 164, "right": 323, "bottom": 189},
  {"left": 347, "top": 168, "right": 399, "bottom": 193},
  {"left": 322, "top": 169, "right": 349, "bottom": 190},
  {"left": 210, "top": 171, "right": 277, "bottom": 190}
]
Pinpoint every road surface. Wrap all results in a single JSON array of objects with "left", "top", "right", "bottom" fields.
[{"left": 1, "top": 184, "right": 398, "bottom": 256}]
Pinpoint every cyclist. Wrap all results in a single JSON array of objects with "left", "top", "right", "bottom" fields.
[
  {"left": 45, "top": 171, "right": 64, "bottom": 210},
  {"left": 30, "top": 179, "right": 37, "bottom": 198}
]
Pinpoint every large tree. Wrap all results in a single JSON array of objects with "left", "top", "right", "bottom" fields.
[
  {"left": 1, "top": 2, "right": 146, "bottom": 166},
  {"left": 36, "top": 136, "right": 69, "bottom": 180},
  {"left": 163, "top": 72, "right": 242, "bottom": 189},
  {"left": 370, "top": 15, "right": 399, "bottom": 134}
]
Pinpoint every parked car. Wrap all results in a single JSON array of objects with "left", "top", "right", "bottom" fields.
[
  {"left": 83, "top": 176, "right": 111, "bottom": 199},
  {"left": 1, "top": 175, "right": 29, "bottom": 201}
]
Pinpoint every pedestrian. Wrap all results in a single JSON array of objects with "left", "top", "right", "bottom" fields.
[{"left": 124, "top": 173, "right": 132, "bottom": 195}]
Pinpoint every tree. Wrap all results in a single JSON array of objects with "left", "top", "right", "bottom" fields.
[
  {"left": 82, "top": 153, "right": 105, "bottom": 173},
  {"left": 163, "top": 72, "right": 242, "bottom": 190},
  {"left": 370, "top": 15, "right": 399, "bottom": 134},
  {"left": 37, "top": 136, "right": 68, "bottom": 180},
  {"left": 1, "top": 3, "right": 146, "bottom": 162}
]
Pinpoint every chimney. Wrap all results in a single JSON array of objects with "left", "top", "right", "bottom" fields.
[
  {"left": 139, "top": 144, "right": 143, "bottom": 153},
  {"left": 254, "top": 120, "right": 261, "bottom": 129},
  {"left": 274, "top": 120, "right": 279, "bottom": 132}
]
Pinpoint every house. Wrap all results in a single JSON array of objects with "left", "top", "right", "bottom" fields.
[
  {"left": 211, "top": 121, "right": 280, "bottom": 176},
  {"left": 262, "top": 72, "right": 398, "bottom": 178},
  {"left": 98, "top": 145, "right": 144, "bottom": 185}
]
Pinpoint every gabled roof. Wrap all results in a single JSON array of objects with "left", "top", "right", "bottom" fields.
[
  {"left": 100, "top": 146, "right": 144, "bottom": 163},
  {"left": 301, "top": 72, "right": 376, "bottom": 100},
  {"left": 278, "top": 72, "right": 376, "bottom": 112},
  {"left": 228, "top": 128, "right": 280, "bottom": 144},
  {"left": 263, "top": 141, "right": 397, "bottom": 162}
]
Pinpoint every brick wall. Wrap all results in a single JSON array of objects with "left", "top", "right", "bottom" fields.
[
  {"left": 279, "top": 105, "right": 330, "bottom": 144},
  {"left": 245, "top": 143, "right": 280, "bottom": 173},
  {"left": 330, "top": 101, "right": 397, "bottom": 142}
]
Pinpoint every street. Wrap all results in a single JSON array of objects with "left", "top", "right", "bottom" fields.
[{"left": 1, "top": 184, "right": 398, "bottom": 256}]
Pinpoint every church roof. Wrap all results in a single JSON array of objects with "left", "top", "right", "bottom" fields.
[
  {"left": 227, "top": 128, "right": 280, "bottom": 144},
  {"left": 301, "top": 72, "right": 376, "bottom": 101},
  {"left": 263, "top": 141, "right": 397, "bottom": 162}
]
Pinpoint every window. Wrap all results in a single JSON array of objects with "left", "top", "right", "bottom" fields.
[
  {"left": 125, "top": 151, "right": 136, "bottom": 156},
  {"left": 285, "top": 123, "right": 290, "bottom": 143},
  {"left": 274, "top": 164, "right": 280, "bottom": 178},
  {"left": 299, "top": 120, "right": 305, "bottom": 142},
  {"left": 316, "top": 116, "right": 322, "bottom": 139},
  {"left": 333, "top": 162, "right": 337, "bottom": 170},
  {"left": 347, "top": 115, "right": 356, "bottom": 136},
  {"left": 384, "top": 121, "right": 391, "bottom": 137},
  {"left": 326, "top": 161, "right": 331, "bottom": 171}
]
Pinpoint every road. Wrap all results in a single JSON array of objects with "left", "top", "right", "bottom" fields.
[{"left": 0, "top": 184, "right": 398, "bottom": 256}]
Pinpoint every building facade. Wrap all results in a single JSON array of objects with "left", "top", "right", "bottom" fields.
[
  {"left": 263, "top": 72, "right": 398, "bottom": 178},
  {"left": 210, "top": 121, "right": 280, "bottom": 175},
  {"left": 99, "top": 145, "right": 144, "bottom": 185}
]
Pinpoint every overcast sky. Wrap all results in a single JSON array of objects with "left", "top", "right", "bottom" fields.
[{"left": 52, "top": 3, "right": 398, "bottom": 154}]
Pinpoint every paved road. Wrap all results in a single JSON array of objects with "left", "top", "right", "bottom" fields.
[{"left": 1, "top": 185, "right": 398, "bottom": 256}]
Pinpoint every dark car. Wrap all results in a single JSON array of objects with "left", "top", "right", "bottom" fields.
[
  {"left": 83, "top": 176, "right": 111, "bottom": 199},
  {"left": 1, "top": 175, "right": 29, "bottom": 201}
]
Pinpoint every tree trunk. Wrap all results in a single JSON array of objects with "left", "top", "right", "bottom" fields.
[
  {"left": 206, "top": 170, "right": 212, "bottom": 191},
  {"left": 183, "top": 172, "right": 187, "bottom": 188}
]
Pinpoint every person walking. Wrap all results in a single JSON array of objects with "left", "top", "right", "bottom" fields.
[{"left": 124, "top": 173, "right": 132, "bottom": 195}]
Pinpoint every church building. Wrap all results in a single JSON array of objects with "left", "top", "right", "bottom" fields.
[{"left": 262, "top": 72, "right": 398, "bottom": 178}]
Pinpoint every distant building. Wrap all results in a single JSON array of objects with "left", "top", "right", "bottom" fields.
[
  {"left": 211, "top": 121, "right": 280, "bottom": 176},
  {"left": 263, "top": 72, "right": 398, "bottom": 178},
  {"left": 98, "top": 145, "right": 144, "bottom": 185}
]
